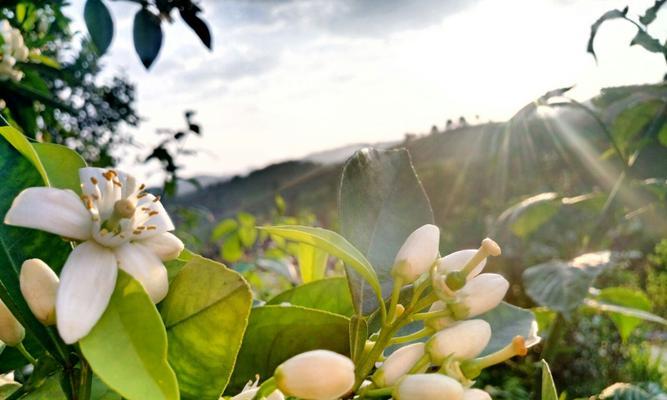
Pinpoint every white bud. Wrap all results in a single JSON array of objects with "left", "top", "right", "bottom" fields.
[
  {"left": 426, "top": 319, "right": 491, "bottom": 364},
  {"left": 458, "top": 274, "right": 509, "bottom": 318},
  {"left": 231, "top": 387, "right": 284, "bottom": 400},
  {"left": 0, "top": 298, "right": 24, "bottom": 346},
  {"left": 20, "top": 259, "right": 59, "bottom": 326},
  {"left": 424, "top": 301, "right": 454, "bottom": 331},
  {"left": 437, "top": 249, "right": 486, "bottom": 280},
  {"left": 275, "top": 350, "right": 354, "bottom": 400},
  {"left": 463, "top": 388, "right": 492, "bottom": 400},
  {"left": 393, "top": 224, "right": 440, "bottom": 283},
  {"left": 394, "top": 374, "right": 463, "bottom": 400},
  {"left": 375, "top": 343, "right": 426, "bottom": 387}
]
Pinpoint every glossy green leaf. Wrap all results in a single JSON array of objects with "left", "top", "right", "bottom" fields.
[
  {"left": 0, "top": 127, "right": 70, "bottom": 362},
  {"left": 584, "top": 298, "right": 667, "bottom": 327},
  {"left": 227, "top": 305, "right": 350, "bottom": 394},
  {"left": 84, "top": 0, "right": 114, "bottom": 55},
  {"left": 523, "top": 251, "right": 612, "bottom": 317},
  {"left": 349, "top": 315, "right": 368, "bottom": 364},
  {"left": 340, "top": 148, "right": 434, "bottom": 314},
  {"left": 267, "top": 277, "right": 354, "bottom": 316},
  {"left": 80, "top": 271, "right": 179, "bottom": 400},
  {"left": 478, "top": 302, "right": 537, "bottom": 356},
  {"left": 541, "top": 360, "right": 558, "bottom": 400},
  {"left": 496, "top": 193, "right": 560, "bottom": 238},
  {"left": 22, "top": 374, "right": 66, "bottom": 400},
  {"left": 160, "top": 254, "right": 252, "bottom": 399},
  {"left": 32, "top": 142, "right": 86, "bottom": 193},
  {"left": 260, "top": 225, "right": 383, "bottom": 309},
  {"left": 133, "top": 9, "right": 163, "bottom": 68},
  {"left": 221, "top": 233, "right": 243, "bottom": 262},
  {"left": 90, "top": 376, "right": 122, "bottom": 400},
  {"left": 296, "top": 243, "right": 328, "bottom": 283},
  {"left": 595, "top": 287, "right": 653, "bottom": 342}
]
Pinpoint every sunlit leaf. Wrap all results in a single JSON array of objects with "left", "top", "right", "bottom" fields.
[
  {"left": 161, "top": 254, "right": 252, "bottom": 399},
  {"left": 260, "top": 225, "right": 383, "bottom": 308},
  {"left": 267, "top": 277, "right": 354, "bottom": 316},
  {"left": 296, "top": 243, "right": 328, "bottom": 283},
  {"left": 32, "top": 143, "right": 86, "bottom": 193},
  {"left": 227, "top": 305, "right": 350, "bottom": 394},
  {"left": 339, "top": 148, "right": 434, "bottom": 314},
  {"left": 80, "top": 271, "right": 179, "bottom": 400},
  {"left": 523, "top": 251, "right": 612, "bottom": 317},
  {"left": 593, "top": 287, "right": 653, "bottom": 341},
  {"left": 478, "top": 302, "right": 537, "bottom": 356}
]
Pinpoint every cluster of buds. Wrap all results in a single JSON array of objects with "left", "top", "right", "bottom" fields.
[
  {"left": 0, "top": 20, "right": 30, "bottom": 82},
  {"left": 242, "top": 225, "right": 539, "bottom": 400},
  {"left": 369, "top": 225, "right": 539, "bottom": 399}
]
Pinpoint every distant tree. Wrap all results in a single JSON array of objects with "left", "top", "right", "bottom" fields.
[
  {"left": 430, "top": 125, "right": 439, "bottom": 135},
  {"left": 445, "top": 119, "right": 453, "bottom": 130},
  {"left": 458, "top": 116, "right": 467, "bottom": 126}
]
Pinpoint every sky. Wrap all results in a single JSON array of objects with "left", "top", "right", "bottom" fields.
[{"left": 66, "top": 0, "right": 667, "bottom": 184}]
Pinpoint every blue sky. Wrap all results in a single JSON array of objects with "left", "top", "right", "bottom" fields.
[{"left": 67, "top": 0, "right": 667, "bottom": 183}]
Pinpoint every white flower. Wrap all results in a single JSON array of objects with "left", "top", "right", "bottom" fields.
[
  {"left": 0, "top": 20, "right": 29, "bottom": 81},
  {"left": 374, "top": 342, "right": 426, "bottom": 387},
  {"left": 5, "top": 168, "right": 184, "bottom": 344},
  {"left": 426, "top": 319, "right": 491, "bottom": 364},
  {"left": 438, "top": 249, "right": 487, "bottom": 280},
  {"left": 230, "top": 377, "right": 284, "bottom": 400},
  {"left": 392, "top": 224, "right": 440, "bottom": 283},
  {"left": 0, "top": 298, "right": 24, "bottom": 346},
  {"left": 393, "top": 374, "right": 463, "bottom": 400},
  {"left": 463, "top": 388, "right": 492, "bottom": 400},
  {"left": 457, "top": 273, "right": 509, "bottom": 318},
  {"left": 275, "top": 350, "right": 355, "bottom": 400},
  {"left": 20, "top": 259, "right": 58, "bottom": 326}
]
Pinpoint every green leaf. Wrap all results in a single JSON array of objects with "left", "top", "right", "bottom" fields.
[
  {"left": 260, "top": 225, "right": 383, "bottom": 309},
  {"left": 90, "top": 376, "right": 122, "bottom": 400},
  {"left": 630, "top": 30, "right": 665, "bottom": 54},
  {"left": 611, "top": 100, "right": 664, "bottom": 155},
  {"left": 597, "top": 382, "right": 663, "bottom": 399},
  {"left": 16, "top": 3, "right": 27, "bottom": 23},
  {"left": 594, "top": 287, "right": 653, "bottom": 342},
  {"left": 227, "top": 305, "right": 350, "bottom": 394},
  {"left": 267, "top": 277, "right": 354, "bottom": 316},
  {"left": 478, "top": 302, "right": 537, "bottom": 356},
  {"left": 523, "top": 252, "right": 612, "bottom": 317},
  {"left": 0, "top": 127, "right": 70, "bottom": 362},
  {"left": 133, "top": 9, "right": 163, "bottom": 69},
  {"left": 349, "top": 315, "right": 368, "bottom": 364},
  {"left": 584, "top": 298, "right": 666, "bottom": 327},
  {"left": 221, "top": 233, "right": 243, "bottom": 262},
  {"left": 22, "top": 374, "right": 67, "bottom": 399},
  {"left": 541, "top": 360, "right": 559, "bottom": 400},
  {"left": 640, "top": 0, "right": 667, "bottom": 26},
  {"left": 84, "top": 0, "right": 114, "bottom": 55},
  {"left": 339, "top": 148, "right": 434, "bottom": 314},
  {"left": 80, "top": 271, "right": 179, "bottom": 400},
  {"left": 211, "top": 219, "right": 238, "bottom": 241},
  {"left": 587, "top": 7, "right": 629, "bottom": 61},
  {"left": 32, "top": 143, "right": 86, "bottom": 193},
  {"left": 160, "top": 254, "right": 252, "bottom": 400},
  {"left": 497, "top": 193, "right": 561, "bottom": 238},
  {"left": 296, "top": 243, "right": 328, "bottom": 283}
]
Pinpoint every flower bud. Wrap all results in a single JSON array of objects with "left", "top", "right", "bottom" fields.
[
  {"left": 393, "top": 374, "right": 464, "bottom": 400},
  {"left": 458, "top": 273, "right": 509, "bottom": 318},
  {"left": 438, "top": 250, "right": 486, "bottom": 280},
  {"left": 426, "top": 319, "right": 491, "bottom": 365},
  {"left": 374, "top": 343, "right": 426, "bottom": 387},
  {"left": 463, "top": 388, "right": 492, "bottom": 400},
  {"left": 424, "top": 301, "right": 454, "bottom": 331},
  {"left": 392, "top": 224, "right": 440, "bottom": 283},
  {"left": 0, "top": 298, "right": 24, "bottom": 346},
  {"left": 275, "top": 350, "right": 354, "bottom": 400},
  {"left": 20, "top": 259, "right": 59, "bottom": 326}
]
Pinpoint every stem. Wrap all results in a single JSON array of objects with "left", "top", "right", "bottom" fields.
[
  {"left": 541, "top": 313, "right": 566, "bottom": 364},
  {"left": 16, "top": 342, "right": 38, "bottom": 365},
  {"left": 47, "top": 326, "right": 71, "bottom": 367},
  {"left": 410, "top": 309, "right": 450, "bottom": 321},
  {"left": 388, "top": 328, "right": 433, "bottom": 346},
  {"left": 407, "top": 354, "right": 430, "bottom": 374},
  {"left": 364, "top": 387, "right": 393, "bottom": 398},
  {"left": 78, "top": 356, "right": 92, "bottom": 400},
  {"left": 386, "top": 278, "right": 403, "bottom": 325}
]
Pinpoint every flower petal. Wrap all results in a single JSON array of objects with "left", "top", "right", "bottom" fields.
[
  {"left": 114, "top": 243, "right": 168, "bottom": 303},
  {"left": 139, "top": 232, "right": 184, "bottom": 261},
  {"left": 56, "top": 241, "right": 117, "bottom": 344},
  {"left": 4, "top": 187, "right": 92, "bottom": 241},
  {"left": 437, "top": 249, "right": 486, "bottom": 280},
  {"left": 131, "top": 194, "right": 175, "bottom": 239}
]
